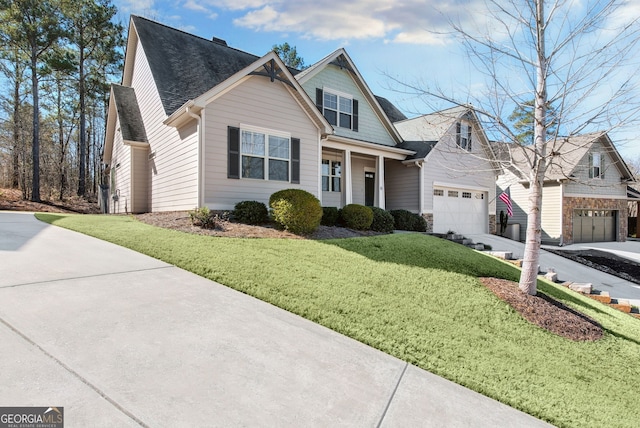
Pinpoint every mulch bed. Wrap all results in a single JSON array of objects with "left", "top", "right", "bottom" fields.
[
  {"left": 544, "top": 248, "right": 640, "bottom": 285},
  {"left": 480, "top": 278, "right": 604, "bottom": 341}
]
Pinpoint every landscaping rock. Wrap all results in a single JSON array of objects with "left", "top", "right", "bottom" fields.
[
  {"left": 610, "top": 299, "right": 632, "bottom": 313},
  {"left": 567, "top": 282, "right": 593, "bottom": 294},
  {"left": 543, "top": 271, "right": 558, "bottom": 282},
  {"left": 488, "top": 251, "right": 513, "bottom": 260},
  {"left": 589, "top": 291, "right": 611, "bottom": 304}
]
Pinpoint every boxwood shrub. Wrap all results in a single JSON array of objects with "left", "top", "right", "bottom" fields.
[
  {"left": 233, "top": 200, "right": 268, "bottom": 225},
  {"left": 389, "top": 209, "right": 427, "bottom": 232},
  {"left": 370, "top": 207, "right": 395, "bottom": 233},
  {"left": 269, "top": 189, "right": 323, "bottom": 235},
  {"left": 321, "top": 207, "right": 340, "bottom": 226},
  {"left": 340, "top": 204, "right": 373, "bottom": 230}
]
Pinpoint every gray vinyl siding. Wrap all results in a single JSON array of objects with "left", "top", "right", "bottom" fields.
[
  {"left": 111, "top": 116, "right": 131, "bottom": 214},
  {"left": 424, "top": 124, "right": 496, "bottom": 214},
  {"left": 385, "top": 160, "right": 420, "bottom": 212},
  {"left": 351, "top": 157, "right": 375, "bottom": 205},
  {"left": 301, "top": 66, "right": 396, "bottom": 146},
  {"left": 131, "top": 39, "right": 198, "bottom": 212},
  {"left": 564, "top": 142, "right": 627, "bottom": 197},
  {"left": 203, "top": 76, "right": 320, "bottom": 210}
]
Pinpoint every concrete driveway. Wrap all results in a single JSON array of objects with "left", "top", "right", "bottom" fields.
[
  {"left": 467, "top": 233, "right": 640, "bottom": 307},
  {"left": 0, "top": 212, "right": 552, "bottom": 427}
]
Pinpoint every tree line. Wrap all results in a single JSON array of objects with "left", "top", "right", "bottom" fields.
[{"left": 0, "top": 0, "right": 124, "bottom": 202}]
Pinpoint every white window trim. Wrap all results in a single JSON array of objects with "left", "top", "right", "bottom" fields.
[
  {"left": 322, "top": 87, "right": 354, "bottom": 130},
  {"left": 322, "top": 159, "right": 342, "bottom": 192},
  {"left": 239, "top": 124, "right": 292, "bottom": 182}
]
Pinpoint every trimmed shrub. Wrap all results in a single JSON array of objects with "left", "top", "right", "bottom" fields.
[
  {"left": 189, "top": 206, "right": 217, "bottom": 229},
  {"left": 233, "top": 200, "right": 268, "bottom": 225},
  {"left": 321, "top": 207, "right": 340, "bottom": 226},
  {"left": 269, "top": 189, "right": 323, "bottom": 235},
  {"left": 341, "top": 204, "right": 373, "bottom": 230},
  {"left": 370, "top": 207, "right": 395, "bottom": 233},
  {"left": 390, "top": 209, "right": 427, "bottom": 232}
]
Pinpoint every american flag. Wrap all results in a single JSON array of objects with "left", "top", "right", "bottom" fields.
[{"left": 499, "top": 187, "right": 513, "bottom": 217}]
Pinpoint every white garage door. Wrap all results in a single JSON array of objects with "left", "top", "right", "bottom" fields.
[{"left": 433, "top": 187, "right": 487, "bottom": 234}]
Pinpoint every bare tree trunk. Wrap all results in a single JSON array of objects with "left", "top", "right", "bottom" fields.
[
  {"left": 12, "top": 76, "right": 20, "bottom": 189},
  {"left": 30, "top": 45, "right": 40, "bottom": 202},
  {"left": 519, "top": 0, "right": 548, "bottom": 295}
]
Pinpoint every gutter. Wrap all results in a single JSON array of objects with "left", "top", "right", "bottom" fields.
[{"left": 186, "top": 105, "right": 204, "bottom": 208}]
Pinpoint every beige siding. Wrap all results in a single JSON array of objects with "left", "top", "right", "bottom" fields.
[
  {"left": 564, "top": 141, "right": 627, "bottom": 197},
  {"left": 131, "top": 147, "right": 149, "bottom": 213},
  {"left": 496, "top": 173, "right": 529, "bottom": 241},
  {"left": 351, "top": 156, "right": 375, "bottom": 205},
  {"left": 203, "top": 76, "right": 321, "bottom": 210},
  {"left": 385, "top": 160, "right": 420, "bottom": 212},
  {"left": 111, "top": 116, "right": 131, "bottom": 214},
  {"left": 131, "top": 39, "right": 198, "bottom": 212},
  {"left": 424, "top": 123, "right": 496, "bottom": 214},
  {"left": 321, "top": 150, "right": 344, "bottom": 208},
  {"left": 497, "top": 176, "right": 563, "bottom": 243},
  {"left": 302, "top": 66, "right": 396, "bottom": 146},
  {"left": 540, "top": 183, "right": 562, "bottom": 243}
]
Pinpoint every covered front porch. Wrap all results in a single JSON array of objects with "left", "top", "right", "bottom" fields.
[{"left": 319, "top": 136, "right": 414, "bottom": 209}]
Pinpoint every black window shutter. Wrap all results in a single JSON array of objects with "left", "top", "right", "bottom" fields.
[
  {"left": 228, "top": 126, "right": 240, "bottom": 179},
  {"left": 467, "top": 123, "right": 472, "bottom": 151},
  {"left": 456, "top": 122, "right": 461, "bottom": 147},
  {"left": 315, "top": 88, "right": 323, "bottom": 112},
  {"left": 588, "top": 153, "right": 593, "bottom": 178},
  {"left": 600, "top": 154, "right": 605, "bottom": 179},
  {"left": 353, "top": 99, "right": 359, "bottom": 132},
  {"left": 291, "top": 138, "right": 300, "bottom": 184}
]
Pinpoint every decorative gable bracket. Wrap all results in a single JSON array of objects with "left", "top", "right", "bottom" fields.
[{"left": 249, "top": 59, "right": 295, "bottom": 89}]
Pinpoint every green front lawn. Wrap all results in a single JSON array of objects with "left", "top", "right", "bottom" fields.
[{"left": 37, "top": 213, "right": 640, "bottom": 428}]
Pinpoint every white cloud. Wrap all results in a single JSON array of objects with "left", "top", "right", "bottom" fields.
[
  {"left": 183, "top": 0, "right": 210, "bottom": 13},
  {"left": 227, "top": 0, "right": 478, "bottom": 45}
]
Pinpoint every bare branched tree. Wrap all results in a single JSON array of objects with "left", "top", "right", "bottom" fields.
[{"left": 394, "top": 0, "right": 640, "bottom": 295}]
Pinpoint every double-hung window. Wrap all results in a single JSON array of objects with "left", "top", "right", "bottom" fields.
[
  {"left": 589, "top": 152, "right": 605, "bottom": 179},
  {"left": 241, "top": 129, "right": 290, "bottom": 181},
  {"left": 317, "top": 88, "right": 358, "bottom": 131},
  {"left": 227, "top": 125, "right": 300, "bottom": 183},
  {"left": 322, "top": 159, "right": 341, "bottom": 192},
  {"left": 456, "top": 121, "right": 472, "bottom": 151}
]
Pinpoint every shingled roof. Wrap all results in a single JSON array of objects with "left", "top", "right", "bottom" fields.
[
  {"left": 131, "top": 15, "right": 260, "bottom": 116},
  {"left": 375, "top": 96, "right": 408, "bottom": 123},
  {"left": 111, "top": 84, "right": 147, "bottom": 143}
]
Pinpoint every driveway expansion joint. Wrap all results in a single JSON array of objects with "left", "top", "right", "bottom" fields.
[
  {"left": 0, "top": 265, "right": 174, "bottom": 289},
  {"left": 376, "top": 361, "right": 408, "bottom": 428},
  {"left": 0, "top": 314, "right": 149, "bottom": 427}
]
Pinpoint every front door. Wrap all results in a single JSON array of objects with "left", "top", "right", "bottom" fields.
[{"left": 365, "top": 172, "right": 375, "bottom": 206}]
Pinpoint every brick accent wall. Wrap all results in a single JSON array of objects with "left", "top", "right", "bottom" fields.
[
  {"left": 422, "top": 213, "right": 433, "bottom": 233},
  {"left": 562, "top": 197, "right": 628, "bottom": 243}
]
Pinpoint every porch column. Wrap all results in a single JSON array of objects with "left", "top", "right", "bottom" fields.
[
  {"left": 636, "top": 201, "right": 640, "bottom": 238},
  {"left": 377, "top": 155, "right": 385, "bottom": 209},
  {"left": 419, "top": 162, "right": 425, "bottom": 214},
  {"left": 344, "top": 149, "right": 353, "bottom": 205}
]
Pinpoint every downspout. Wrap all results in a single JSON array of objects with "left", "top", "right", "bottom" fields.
[
  {"left": 416, "top": 160, "right": 424, "bottom": 214},
  {"left": 187, "top": 106, "right": 204, "bottom": 208}
]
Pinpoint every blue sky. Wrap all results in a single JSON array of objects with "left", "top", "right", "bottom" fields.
[{"left": 111, "top": 0, "right": 640, "bottom": 160}]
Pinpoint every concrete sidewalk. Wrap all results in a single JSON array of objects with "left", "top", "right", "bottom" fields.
[
  {"left": 0, "top": 212, "right": 552, "bottom": 427},
  {"left": 467, "top": 233, "right": 640, "bottom": 307}
]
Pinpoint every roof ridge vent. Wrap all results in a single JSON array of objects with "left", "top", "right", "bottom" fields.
[{"left": 212, "top": 37, "right": 227, "bottom": 46}]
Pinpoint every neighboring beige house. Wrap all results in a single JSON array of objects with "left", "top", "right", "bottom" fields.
[
  {"left": 495, "top": 132, "right": 636, "bottom": 244},
  {"left": 391, "top": 107, "right": 499, "bottom": 234},
  {"left": 103, "top": 16, "right": 416, "bottom": 214}
]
